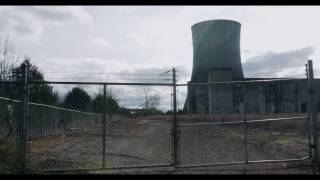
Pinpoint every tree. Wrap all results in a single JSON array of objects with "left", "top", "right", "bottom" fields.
[
  {"left": 92, "top": 87, "right": 120, "bottom": 114},
  {"left": 8, "top": 60, "right": 59, "bottom": 105},
  {"left": 63, "top": 87, "right": 91, "bottom": 111},
  {"left": 0, "top": 59, "right": 59, "bottom": 105},
  {"left": 0, "top": 37, "right": 21, "bottom": 82},
  {"left": 147, "top": 94, "right": 160, "bottom": 110},
  {"left": 0, "top": 38, "right": 23, "bottom": 98},
  {"left": 143, "top": 87, "right": 160, "bottom": 110}
]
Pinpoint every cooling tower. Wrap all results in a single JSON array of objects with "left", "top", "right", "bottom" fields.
[{"left": 190, "top": 19, "right": 244, "bottom": 82}]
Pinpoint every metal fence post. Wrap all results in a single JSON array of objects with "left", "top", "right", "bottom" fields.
[
  {"left": 102, "top": 84, "right": 107, "bottom": 168},
  {"left": 18, "top": 60, "right": 29, "bottom": 173},
  {"left": 307, "top": 60, "right": 319, "bottom": 164},
  {"left": 53, "top": 109, "right": 56, "bottom": 135},
  {"left": 41, "top": 106, "right": 44, "bottom": 137},
  {"left": 172, "top": 68, "right": 179, "bottom": 169},
  {"left": 241, "top": 84, "right": 248, "bottom": 164},
  {"left": 306, "top": 63, "right": 312, "bottom": 159}
]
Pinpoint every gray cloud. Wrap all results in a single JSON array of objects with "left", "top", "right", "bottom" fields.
[
  {"left": 0, "top": 6, "right": 93, "bottom": 38},
  {"left": 2, "top": 6, "right": 320, "bottom": 110},
  {"left": 243, "top": 46, "right": 315, "bottom": 78}
]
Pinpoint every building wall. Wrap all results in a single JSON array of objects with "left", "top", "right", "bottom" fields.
[
  {"left": 186, "top": 83, "right": 208, "bottom": 114},
  {"left": 208, "top": 69, "right": 233, "bottom": 114},
  {"left": 185, "top": 78, "right": 320, "bottom": 114}
]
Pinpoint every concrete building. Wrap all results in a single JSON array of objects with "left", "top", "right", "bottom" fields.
[{"left": 183, "top": 19, "right": 320, "bottom": 114}]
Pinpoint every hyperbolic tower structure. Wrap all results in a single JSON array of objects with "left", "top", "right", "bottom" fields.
[
  {"left": 190, "top": 19, "right": 244, "bottom": 82},
  {"left": 184, "top": 19, "right": 244, "bottom": 114}
]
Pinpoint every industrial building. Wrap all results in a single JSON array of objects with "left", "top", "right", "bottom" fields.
[{"left": 183, "top": 19, "right": 320, "bottom": 114}]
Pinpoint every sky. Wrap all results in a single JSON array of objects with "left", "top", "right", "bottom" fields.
[{"left": 1, "top": 6, "right": 320, "bottom": 110}]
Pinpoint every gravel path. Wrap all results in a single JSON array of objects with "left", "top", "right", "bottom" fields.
[{"left": 27, "top": 116, "right": 316, "bottom": 174}]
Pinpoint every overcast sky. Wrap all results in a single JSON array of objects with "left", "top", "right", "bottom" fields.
[{"left": 1, "top": 6, "right": 320, "bottom": 110}]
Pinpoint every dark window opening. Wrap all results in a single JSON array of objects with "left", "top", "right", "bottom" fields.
[{"left": 301, "top": 103, "right": 308, "bottom": 113}]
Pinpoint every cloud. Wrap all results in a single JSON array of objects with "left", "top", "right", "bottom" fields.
[
  {"left": 32, "top": 56, "right": 179, "bottom": 111},
  {"left": 0, "top": 6, "right": 93, "bottom": 38},
  {"left": 243, "top": 46, "right": 315, "bottom": 78},
  {"left": 25, "top": 6, "right": 94, "bottom": 26},
  {"left": 126, "top": 32, "right": 149, "bottom": 47},
  {"left": 34, "top": 56, "right": 178, "bottom": 83},
  {"left": 90, "top": 37, "right": 111, "bottom": 49}
]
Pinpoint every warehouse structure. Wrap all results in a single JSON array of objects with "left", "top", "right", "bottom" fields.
[{"left": 183, "top": 19, "right": 320, "bottom": 114}]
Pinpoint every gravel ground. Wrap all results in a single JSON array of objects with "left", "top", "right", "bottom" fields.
[{"left": 27, "top": 115, "right": 318, "bottom": 174}]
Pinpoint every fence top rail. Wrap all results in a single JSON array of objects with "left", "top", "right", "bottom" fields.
[
  {"left": 28, "top": 81, "right": 173, "bottom": 86},
  {"left": 0, "top": 96, "right": 103, "bottom": 116},
  {"left": 1, "top": 78, "right": 302, "bottom": 86},
  {"left": 0, "top": 96, "right": 20, "bottom": 103},
  {"left": 179, "top": 116, "right": 308, "bottom": 127},
  {"left": 0, "top": 81, "right": 21, "bottom": 84},
  {"left": 176, "top": 78, "right": 303, "bottom": 86}
]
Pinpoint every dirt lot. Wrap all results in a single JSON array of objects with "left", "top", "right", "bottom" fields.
[{"left": 27, "top": 113, "right": 318, "bottom": 174}]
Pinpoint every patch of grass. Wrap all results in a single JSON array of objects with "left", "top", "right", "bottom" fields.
[{"left": 275, "top": 137, "right": 295, "bottom": 146}]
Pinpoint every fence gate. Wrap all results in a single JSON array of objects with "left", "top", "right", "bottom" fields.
[
  {"left": 1, "top": 63, "right": 320, "bottom": 173},
  {"left": 25, "top": 82, "right": 175, "bottom": 172},
  {"left": 176, "top": 80, "right": 312, "bottom": 168}
]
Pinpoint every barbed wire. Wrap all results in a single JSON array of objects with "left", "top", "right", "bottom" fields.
[{"left": 41, "top": 68, "right": 173, "bottom": 76}]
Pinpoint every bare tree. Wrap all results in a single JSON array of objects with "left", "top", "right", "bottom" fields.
[
  {"left": 0, "top": 37, "right": 22, "bottom": 81},
  {"left": 148, "top": 94, "right": 160, "bottom": 110},
  {"left": 143, "top": 87, "right": 160, "bottom": 110}
]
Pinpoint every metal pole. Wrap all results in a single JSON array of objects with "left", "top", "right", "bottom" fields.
[
  {"left": 307, "top": 60, "right": 319, "bottom": 164},
  {"left": 306, "top": 64, "right": 309, "bottom": 79},
  {"left": 102, "top": 84, "right": 107, "bottom": 168},
  {"left": 41, "top": 106, "right": 44, "bottom": 137},
  {"left": 172, "top": 68, "right": 179, "bottom": 169},
  {"left": 53, "top": 109, "right": 56, "bottom": 135},
  {"left": 18, "top": 60, "right": 29, "bottom": 173},
  {"left": 241, "top": 84, "right": 248, "bottom": 163},
  {"left": 306, "top": 64, "right": 312, "bottom": 159}
]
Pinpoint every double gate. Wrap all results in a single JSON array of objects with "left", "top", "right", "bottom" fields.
[{"left": 1, "top": 66, "right": 319, "bottom": 173}]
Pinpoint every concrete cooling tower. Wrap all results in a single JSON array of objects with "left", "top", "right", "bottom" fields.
[
  {"left": 184, "top": 19, "right": 320, "bottom": 115},
  {"left": 184, "top": 19, "right": 244, "bottom": 114},
  {"left": 190, "top": 19, "right": 244, "bottom": 82}
]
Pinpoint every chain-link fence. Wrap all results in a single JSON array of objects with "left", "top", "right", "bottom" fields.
[
  {"left": 177, "top": 80, "right": 311, "bottom": 168},
  {"left": 0, "top": 82, "right": 21, "bottom": 173},
  {"left": 1, "top": 65, "right": 320, "bottom": 173},
  {"left": 18, "top": 82, "right": 173, "bottom": 171}
]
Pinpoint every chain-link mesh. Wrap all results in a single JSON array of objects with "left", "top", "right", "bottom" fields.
[
  {"left": 24, "top": 83, "right": 173, "bottom": 171},
  {"left": 0, "top": 78, "right": 316, "bottom": 173},
  {"left": 177, "top": 81, "right": 311, "bottom": 167},
  {"left": 178, "top": 115, "right": 245, "bottom": 166},
  {"left": 246, "top": 115, "right": 309, "bottom": 161},
  {"left": 0, "top": 82, "right": 20, "bottom": 173}
]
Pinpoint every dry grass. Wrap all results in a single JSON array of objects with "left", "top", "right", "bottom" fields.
[
  {"left": 0, "top": 136, "right": 23, "bottom": 174},
  {"left": 24, "top": 113, "right": 313, "bottom": 174}
]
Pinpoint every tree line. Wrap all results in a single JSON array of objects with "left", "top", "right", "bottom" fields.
[
  {"left": 1, "top": 59, "right": 121, "bottom": 114},
  {"left": 0, "top": 38, "right": 169, "bottom": 115}
]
